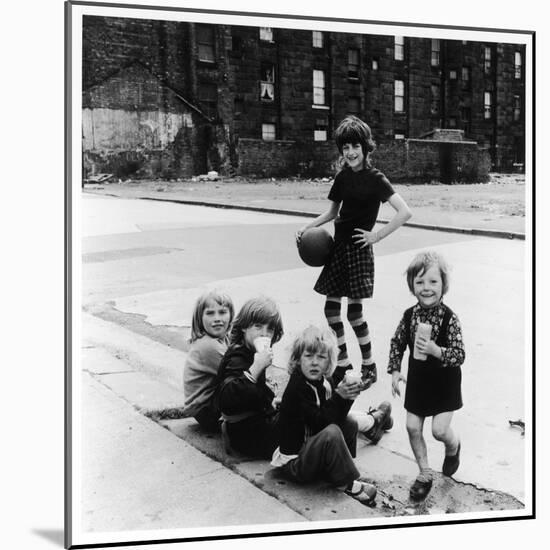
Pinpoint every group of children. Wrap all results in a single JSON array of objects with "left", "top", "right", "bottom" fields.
[{"left": 182, "top": 115, "right": 465, "bottom": 505}]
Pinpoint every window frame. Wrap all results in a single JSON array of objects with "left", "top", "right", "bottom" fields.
[
  {"left": 514, "top": 51, "right": 522, "bottom": 79},
  {"left": 313, "top": 69, "right": 326, "bottom": 106},
  {"left": 312, "top": 30, "right": 324, "bottom": 48},
  {"left": 484, "top": 91, "right": 492, "bottom": 119},
  {"left": 348, "top": 48, "right": 360, "bottom": 79},
  {"left": 197, "top": 24, "right": 215, "bottom": 63},
  {"left": 259, "top": 63, "right": 276, "bottom": 102},
  {"left": 394, "top": 79, "right": 405, "bottom": 113},
  {"left": 262, "top": 123, "right": 276, "bottom": 141},
  {"left": 259, "top": 27, "right": 274, "bottom": 42},
  {"left": 394, "top": 36, "right": 404, "bottom": 61},
  {"left": 431, "top": 39, "right": 440, "bottom": 67}
]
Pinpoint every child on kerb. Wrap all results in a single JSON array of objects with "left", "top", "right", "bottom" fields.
[
  {"left": 216, "top": 296, "right": 284, "bottom": 459},
  {"left": 296, "top": 115, "right": 412, "bottom": 389},
  {"left": 271, "top": 326, "right": 379, "bottom": 505},
  {"left": 182, "top": 290, "right": 234, "bottom": 432},
  {"left": 389, "top": 251, "right": 465, "bottom": 501}
]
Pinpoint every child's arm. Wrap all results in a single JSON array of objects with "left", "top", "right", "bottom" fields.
[
  {"left": 353, "top": 193, "right": 412, "bottom": 246},
  {"left": 296, "top": 200, "right": 340, "bottom": 244},
  {"left": 416, "top": 313, "right": 465, "bottom": 367},
  {"left": 388, "top": 316, "right": 408, "bottom": 396}
]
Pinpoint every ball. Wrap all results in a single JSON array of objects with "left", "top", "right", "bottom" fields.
[{"left": 298, "top": 227, "right": 334, "bottom": 267}]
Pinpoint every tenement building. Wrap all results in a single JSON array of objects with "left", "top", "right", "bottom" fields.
[{"left": 82, "top": 16, "right": 526, "bottom": 181}]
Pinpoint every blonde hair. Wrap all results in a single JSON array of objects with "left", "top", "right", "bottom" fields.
[
  {"left": 406, "top": 251, "right": 451, "bottom": 296},
  {"left": 287, "top": 326, "right": 338, "bottom": 377},
  {"left": 229, "top": 296, "right": 284, "bottom": 347},
  {"left": 190, "top": 290, "right": 234, "bottom": 342}
]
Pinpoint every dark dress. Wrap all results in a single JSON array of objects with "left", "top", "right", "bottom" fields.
[
  {"left": 215, "top": 345, "right": 278, "bottom": 459},
  {"left": 314, "top": 166, "right": 394, "bottom": 298},
  {"left": 388, "top": 303, "right": 465, "bottom": 417}
]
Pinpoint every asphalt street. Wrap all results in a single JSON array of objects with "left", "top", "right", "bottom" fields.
[{"left": 73, "top": 193, "right": 529, "bottom": 543}]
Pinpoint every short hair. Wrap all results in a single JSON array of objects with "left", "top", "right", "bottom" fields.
[
  {"left": 190, "top": 290, "right": 235, "bottom": 342},
  {"left": 287, "top": 325, "right": 338, "bottom": 377},
  {"left": 334, "top": 115, "right": 376, "bottom": 159},
  {"left": 228, "top": 296, "right": 284, "bottom": 347},
  {"left": 406, "top": 251, "right": 451, "bottom": 296}
]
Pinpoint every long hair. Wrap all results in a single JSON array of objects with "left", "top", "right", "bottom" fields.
[
  {"left": 406, "top": 251, "right": 451, "bottom": 296},
  {"left": 229, "top": 296, "right": 284, "bottom": 348},
  {"left": 334, "top": 115, "right": 376, "bottom": 165},
  {"left": 287, "top": 325, "right": 338, "bottom": 377},
  {"left": 190, "top": 290, "right": 234, "bottom": 342}
]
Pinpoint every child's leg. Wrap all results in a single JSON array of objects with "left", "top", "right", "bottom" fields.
[
  {"left": 406, "top": 412, "right": 430, "bottom": 474},
  {"left": 339, "top": 415, "right": 359, "bottom": 458},
  {"left": 324, "top": 296, "right": 351, "bottom": 384},
  {"left": 347, "top": 298, "right": 376, "bottom": 386},
  {"left": 431, "top": 412, "right": 458, "bottom": 453},
  {"left": 283, "top": 424, "right": 360, "bottom": 487}
]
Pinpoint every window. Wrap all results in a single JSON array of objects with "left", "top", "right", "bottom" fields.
[
  {"left": 484, "top": 46, "right": 492, "bottom": 74},
  {"left": 313, "top": 70, "right": 326, "bottom": 105},
  {"left": 431, "top": 39, "right": 440, "bottom": 66},
  {"left": 348, "top": 49, "right": 360, "bottom": 79},
  {"left": 461, "top": 107, "right": 471, "bottom": 134},
  {"left": 260, "top": 63, "right": 275, "bottom": 102},
  {"left": 314, "top": 118, "right": 328, "bottom": 141},
  {"left": 448, "top": 117, "right": 457, "bottom": 128},
  {"left": 260, "top": 27, "right": 273, "bottom": 42},
  {"left": 515, "top": 52, "right": 522, "bottom": 79},
  {"left": 234, "top": 98, "right": 244, "bottom": 117},
  {"left": 462, "top": 66, "right": 471, "bottom": 87},
  {"left": 262, "top": 123, "right": 276, "bottom": 141},
  {"left": 431, "top": 84, "right": 440, "bottom": 115},
  {"left": 484, "top": 91, "right": 492, "bottom": 119},
  {"left": 514, "top": 95, "right": 521, "bottom": 121},
  {"left": 394, "top": 79, "right": 404, "bottom": 112},
  {"left": 372, "top": 58, "right": 379, "bottom": 70},
  {"left": 449, "top": 70, "right": 457, "bottom": 80},
  {"left": 395, "top": 36, "right": 404, "bottom": 61},
  {"left": 312, "top": 31, "right": 323, "bottom": 48},
  {"left": 347, "top": 96, "right": 361, "bottom": 114},
  {"left": 197, "top": 25, "right": 215, "bottom": 63},
  {"left": 198, "top": 82, "right": 217, "bottom": 118},
  {"left": 394, "top": 132, "right": 405, "bottom": 140}
]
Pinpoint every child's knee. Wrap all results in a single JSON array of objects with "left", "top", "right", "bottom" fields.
[
  {"left": 406, "top": 420, "right": 423, "bottom": 439},
  {"left": 319, "top": 424, "right": 344, "bottom": 445},
  {"left": 432, "top": 424, "right": 451, "bottom": 442}
]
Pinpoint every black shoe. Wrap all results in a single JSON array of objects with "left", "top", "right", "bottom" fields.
[
  {"left": 442, "top": 442, "right": 461, "bottom": 477},
  {"left": 364, "top": 401, "right": 392, "bottom": 444},
  {"left": 359, "top": 363, "right": 377, "bottom": 390},
  {"left": 409, "top": 477, "right": 433, "bottom": 501}
]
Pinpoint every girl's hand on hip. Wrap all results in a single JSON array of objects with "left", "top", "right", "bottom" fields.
[
  {"left": 352, "top": 228, "right": 379, "bottom": 248},
  {"left": 391, "top": 371, "right": 407, "bottom": 397}
]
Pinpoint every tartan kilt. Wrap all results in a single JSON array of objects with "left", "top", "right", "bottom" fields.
[{"left": 314, "top": 240, "right": 374, "bottom": 298}]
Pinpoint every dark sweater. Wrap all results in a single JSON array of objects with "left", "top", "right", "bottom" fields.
[
  {"left": 215, "top": 345, "right": 278, "bottom": 458},
  {"left": 276, "top": 369, "right": 354, "bottom": 455}
]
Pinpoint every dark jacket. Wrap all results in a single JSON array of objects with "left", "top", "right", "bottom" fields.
[
  {"left": 277, "top": 369, "right": 353, "bottom": 455},
  {"left": 215, "top": 345, "right": 278, "bottom": 458}
]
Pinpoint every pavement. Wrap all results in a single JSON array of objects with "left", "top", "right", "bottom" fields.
[{"left": 71, "top": 191, "right": 530, "bottom": 548}]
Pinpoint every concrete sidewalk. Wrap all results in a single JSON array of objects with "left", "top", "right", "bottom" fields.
[{"left": 78, "top": 301, "right": 524, "bottom": 543}]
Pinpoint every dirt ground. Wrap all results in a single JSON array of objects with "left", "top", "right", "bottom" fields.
[{"left": 86, "top": 172, "right": 527, "bottom": 234}]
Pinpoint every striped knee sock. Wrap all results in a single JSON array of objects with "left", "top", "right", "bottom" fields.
[
  {"left": 347, "top": 300, "right": 373, "bottom": 366},
  {"left": 324, "top": 297, "right": 351, "bottom": 382}
]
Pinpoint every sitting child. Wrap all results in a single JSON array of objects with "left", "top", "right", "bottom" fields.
[
  {"left": 182, "top": 290, "right": 234, "bottom": 432},
  {"left": 271, "top": 325, "right": 380, "bottom": 506},
  {"left": 216, "top": 296, "right": 284, "bottom": 459}
]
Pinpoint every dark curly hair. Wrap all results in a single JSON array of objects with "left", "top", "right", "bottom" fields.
[
  {"left": 228, "top": 296, "right": 284, "bottom": 348},
  {"left": 334, "top": 115, "right": 376, "bottom": 163}
]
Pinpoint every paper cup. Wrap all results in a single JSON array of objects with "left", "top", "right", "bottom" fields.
[
  {"left": 254, "top": 336, "right": 271, "bottom": 353},
  {"left": 413, "top": 322, "right": 432, "bottom": 360},
  {"left": 344, "top": 372, "right": 361, "bottom": 385}
]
